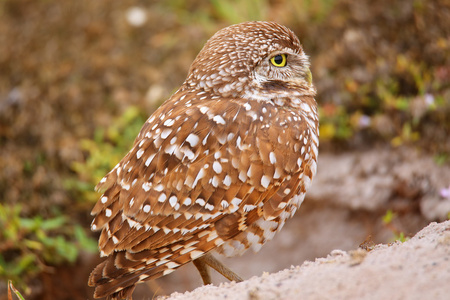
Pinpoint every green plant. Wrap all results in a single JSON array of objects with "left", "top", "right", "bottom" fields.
[
  {"left": 67, "top": 106, "right": 148, "bottom": 203},
  {"left": 382, "top": 210, "right": 409, "bottom": 243},
  {"left": 210, "top": 0, "right": 269, "bottom": 23},
  {"left": 8, "top": 280, "right": 25, "bottom": 300},
  {"left": 321, "top": 46, "right": 449, "bottom": 153},
  {"left": 319, "top": 103, "right": 354, "bottom": 141},
  {"left": 0, "top": 204, "right": 97, "bottom": 288}
]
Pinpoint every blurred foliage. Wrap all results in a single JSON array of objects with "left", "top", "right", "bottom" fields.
[
  {"left": 210, "top": 0, "right": 270, "bottom": 23},
  {"left": 0, "top": 203, "right": 97, "bottom": 288},
  {"left": 318, "top": 52, "right": 448, "bottom": 150},
  {"left": 313, "top": 0, "right": 450, "bottom": 154},
  {"left": 67, "top": 106, "right": 148, "bottom": 203}
]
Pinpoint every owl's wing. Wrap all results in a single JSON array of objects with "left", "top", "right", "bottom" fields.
[{"left": 90, "top": 91, "right": 314, "bottom": 256}]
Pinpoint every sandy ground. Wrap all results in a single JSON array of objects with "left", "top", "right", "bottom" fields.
[{"left": 163, "top": 220, "right": 450, "bottom": 300}]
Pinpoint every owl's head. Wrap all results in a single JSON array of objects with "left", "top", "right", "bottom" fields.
[{"left": 184, "top": 21, "right": 314, "bottom": 100}]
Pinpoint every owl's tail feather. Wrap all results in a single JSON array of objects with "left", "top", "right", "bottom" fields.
[
  {"left": 89, "top": 234, "right": 224, "bottom": 299},
  {"left": 89, "top": 250, "right": 177, "bottom": 300}
]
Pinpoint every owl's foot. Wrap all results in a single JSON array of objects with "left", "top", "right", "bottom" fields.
[{"left": 193, "top": 253, "right": 243, "bottom": 285}]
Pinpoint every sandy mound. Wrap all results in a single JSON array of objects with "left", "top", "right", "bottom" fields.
[{"left": 164, "top": 220, "right": 450, "bottom": 300}]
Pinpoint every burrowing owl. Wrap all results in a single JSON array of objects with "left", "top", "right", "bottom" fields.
[{"left": 88, "top": 21, "right": 318, "bottom": 300}]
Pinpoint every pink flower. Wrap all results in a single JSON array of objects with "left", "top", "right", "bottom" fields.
[{"left": 440, "top": 185, "right": 450, "bottom": 199}]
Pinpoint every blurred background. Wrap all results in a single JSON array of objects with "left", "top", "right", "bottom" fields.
[{"left": 0, "top": 0, "right": 449, "bottom": 299}]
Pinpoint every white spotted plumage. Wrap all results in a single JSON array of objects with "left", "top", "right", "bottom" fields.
[{"left": 89, "top": 21, "right": 318, "bottom": 300}]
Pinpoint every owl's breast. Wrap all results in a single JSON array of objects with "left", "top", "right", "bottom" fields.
[{"left": 216, "top": 100, "right": 319, "bottom": 258}]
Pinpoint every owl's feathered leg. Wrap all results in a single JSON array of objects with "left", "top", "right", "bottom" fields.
[{"left": 193, "top": 253, "right": 243, "bottom": 284}]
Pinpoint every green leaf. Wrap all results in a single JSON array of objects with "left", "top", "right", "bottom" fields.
[
  {"left": 40, "top": 216, "right": 67, "bottom": 231},
  {"left": 14, "top": 254, "right": 37, "bottom": 276},
  {"left": 74, "top": 225, "right": 98, "bottom": 253},
  {"left": 23, "top": 239, "right": 43, "bottom": 251},
  {"left": 382, "top": 210, "right": 395, "bottom": 224},
  {"left": 18, "top": 217, "right": 38, "bottom": 231},
  {"left": 8, "top": 280, "right": 26, "bottom": 300}
]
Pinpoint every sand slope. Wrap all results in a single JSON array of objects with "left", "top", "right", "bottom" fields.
[{"left": 164, "top": 220, "right": 450, "bottom": 300}]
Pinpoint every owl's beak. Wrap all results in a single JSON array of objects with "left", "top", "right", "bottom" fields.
[
  {"left": 290, "top": 68, "right": 313, "bottom": 88},
  {"left": 305, "top": 68, "right": 313, "bottom": 85}
]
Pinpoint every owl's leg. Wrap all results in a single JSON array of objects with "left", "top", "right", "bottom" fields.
[
  {"left": 193, "top": 253, "right": 243, "bottom": 285},
  {"left": 193, "top": 257, "right": 212, "bottom": 284}
]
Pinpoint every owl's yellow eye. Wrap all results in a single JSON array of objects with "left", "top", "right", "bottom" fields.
[{"left": 270, "top": 54, "right": 287, "bottom": 67}]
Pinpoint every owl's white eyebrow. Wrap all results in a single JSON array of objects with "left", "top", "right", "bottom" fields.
[{"left": 266, "top": 48, "right": 300, "bottom": 60}]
